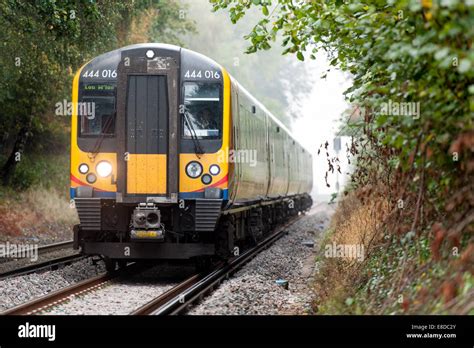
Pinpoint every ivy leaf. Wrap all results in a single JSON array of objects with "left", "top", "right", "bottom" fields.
[
  {"left": 458, "top": 59, "right": 471, "bottom": 74},
  {"left": 434, "top": 47, "right": 449, "bottom": 60}
]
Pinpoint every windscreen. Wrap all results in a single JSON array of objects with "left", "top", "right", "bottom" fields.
[
  {"left": 76, "top": 76, "right": 117, "bottom": 154},
  {"left": 182, "top": 82, "right": 221, "bottom": 139},
  {"left": 79, "top": 92, "right": 115, "bottom": 137}
]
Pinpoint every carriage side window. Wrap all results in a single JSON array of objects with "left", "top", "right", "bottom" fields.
[
  {"left": 182, "top": 82, "right": 221, "bottom": 139},
  {"left": 79, "top": 96, "right": 115, "bottom": 136}
]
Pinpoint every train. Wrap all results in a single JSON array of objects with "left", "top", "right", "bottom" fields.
[{"left": 70, "top": 43, "right": 313, "bottom": 271}]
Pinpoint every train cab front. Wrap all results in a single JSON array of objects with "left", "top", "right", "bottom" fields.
[{"left": 70, "top": 44, "right": 230, "bottom": 266}]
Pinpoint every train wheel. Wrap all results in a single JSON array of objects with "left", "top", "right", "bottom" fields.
[
  {"left": 117, "top": 260, "right": 127, "bottom": 269},
  {"left": 104, "top": 257, "right": 117, "bottom": 273},
  {"left": 247, "top": 208, "right": 263, "bottom": 245},
  {"left": 262, "top": 206, "right": 272, "bottom": 235},
  {"left": 194, "top": 256, "right": 212, "bottom": 272},
  {"left": 216, "top": 215, "right": 235, "bottom": 259}
]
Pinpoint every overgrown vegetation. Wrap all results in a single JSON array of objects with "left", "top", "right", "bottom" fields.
[
  {"left": 212, "top": 0, "right": 473, "bottom": 313},
  {"left": 314, "top": 189, "right": 473, "bottom": 314},
  {"left": 0, "top": 155, "right": 78, "bottom": 242}
]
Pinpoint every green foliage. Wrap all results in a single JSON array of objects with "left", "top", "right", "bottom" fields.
[
  {"left": 10, "top": 162, "right": 38, "bottom": 190},
  {"left": 211, "top": 0, "right": 473, "bottom": 234},
  {"left": 148, "top": 1, "right": 196, "bottom": 45},
  {"left": 0, "top": 154, "right": 70, "bottom": 191},
  {"left": 0, "top": 0, "right": 193, "bottom": 135},
  {"left": 212, "top": 0, "right": 474, "bottom": 313}
]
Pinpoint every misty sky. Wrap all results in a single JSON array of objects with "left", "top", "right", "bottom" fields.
[
  {"left": 291, "top": 52, "right": 352, "bottom": 200},
  {"left": 181, "top": 0, "right": 353, "bottom": 200}
]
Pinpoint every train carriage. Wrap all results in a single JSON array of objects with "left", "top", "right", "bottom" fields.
[{"left": 71, "top": 43, "right": 312, "bottom": 271}]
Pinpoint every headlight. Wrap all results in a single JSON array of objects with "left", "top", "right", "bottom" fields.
[
  {"left": 201, "top": 174, "right": 212, "bottom": 185},
  {"left": 209, "top": 164, "right": 220, "bottom": 176},
  {"left": 79, "top": 163, "right": 89, "bottom": 174},
  {"left": 96, "top": 161, "right": 112, "bottom": 177},
  {"left": 186, "top": 161, "right": 203, "bottom": 178},
  {"left": 86, "top": 173, "right": 97, "bottom": 184}
]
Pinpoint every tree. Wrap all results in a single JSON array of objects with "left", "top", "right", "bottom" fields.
[
  {"left": 210, "top": 0, "right": 474, "bottom": 274},
  {"left": 0, "top": 0, "right": 194, "bottom": 186}
]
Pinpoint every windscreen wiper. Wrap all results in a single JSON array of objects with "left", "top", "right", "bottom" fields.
[
  {"left": 183, "top": 109, "right": 204, "bottom": 158},
  {"left": 88, "top": 114, "right": 114, "bottom": 161}
]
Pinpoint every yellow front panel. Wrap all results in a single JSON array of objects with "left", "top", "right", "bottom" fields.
[
  {"left": 127, "top": 154, "right": 167, "bottom": 194},
  {"left": 179, "top": 153, "right": 229, "bottom": 192}
]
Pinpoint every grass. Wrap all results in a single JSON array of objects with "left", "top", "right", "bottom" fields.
[
  {"left": 0, "top": 154, "right": 77, "bottom": 241},
  {"left": 22, "top": 186, "right": 78, "bottom": 225},
  {"left": 313, "top": 188, "right": 474, "bottom": 315},
  {"left": 313, "top": 191, "right": 388, "bottom": 314}
]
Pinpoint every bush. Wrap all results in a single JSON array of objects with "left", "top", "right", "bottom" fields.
[
  {"left": 10, "top": 163, "right": 38, "bottom": 190},
  {"left": 4, "top": 154, "right": 69, "bottom": 193}
]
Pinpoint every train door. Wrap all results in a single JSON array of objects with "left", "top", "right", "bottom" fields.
[
  {"left": 115, "top": 51, "right": 179, "bottom": 203},
  {"left": 125, "top": 75, "right": 168, "bottom": 195}
]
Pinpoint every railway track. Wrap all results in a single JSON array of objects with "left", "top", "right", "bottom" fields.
[
  {"left": 0, "top": 254, "right": 86, "bottom": 280},
  {"left": 36, "top": 240, "right": 74, "bottom": 254},
  {"left": 133, "top": 214, "right": 302, "bottom": 315},
  {"left": 0, "top": 240, "right": 84, "bottom": 280},
  {"left": 1, "top": 240, "right": 74, "bottom": 260},
  {"left": 2, "top": 214, "right": 302, "bottom": 315},
  {"left": 1, "top": 263, "right": 144, "bottom": 315}
]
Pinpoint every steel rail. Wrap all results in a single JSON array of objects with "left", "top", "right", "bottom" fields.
[
  {"left": 1, "top": 240, "right": 74, "bottom": 260},
  {"left": 2, "top": 263, "right": 141, "bottom": 315},
  {"left": 37, "top": 240, "right": 74, "bottom": 255},
  {"left": 130, "top": 273, "right": 202, "bottom": 315},
  {"left": 3, "top": 213, "right": 304, "bottom": 315},
  {"left": 143, "top": 214, "right": 303, "bottom": 315},
  {"left": 0, "top": 253, "right": 86, "bottom": 280}
]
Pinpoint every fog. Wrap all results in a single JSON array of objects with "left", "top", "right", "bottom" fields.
[
  {"left": 291, "top": 52, "right": 353, "bottom": 202},
  {"left": 181, "top": 1, "right": 353, "bottom": 201}
]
